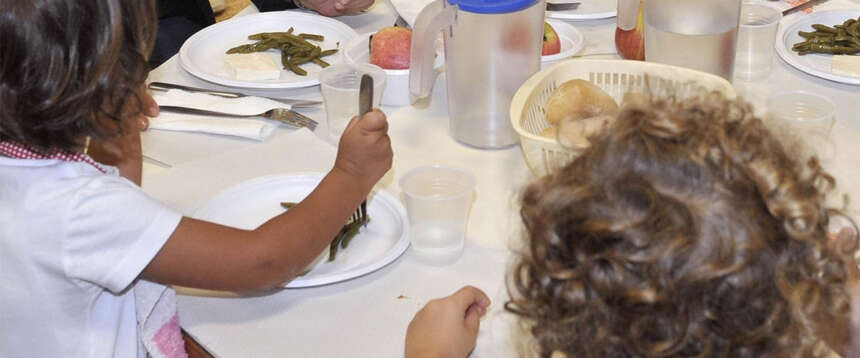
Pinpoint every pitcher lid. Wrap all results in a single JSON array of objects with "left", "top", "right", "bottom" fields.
[{"left": 447, "top": 0, "right": 539, "bottom": 14}]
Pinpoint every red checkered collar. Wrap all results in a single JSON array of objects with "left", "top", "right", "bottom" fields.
[{"left": 0, "top": 141, "right": 109, "bottom": 174}]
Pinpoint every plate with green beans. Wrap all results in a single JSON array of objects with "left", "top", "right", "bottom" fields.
[
  {"left": 179, "top": 11, "right": 358, "bottom": 89},
  {"left": 776, "top": 10, "right": 860, "bottom": 85},
  {"left": 193, "top": 173, "right": 410, "bottom": 288}
]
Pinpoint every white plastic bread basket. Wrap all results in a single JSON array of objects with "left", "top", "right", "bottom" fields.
[{"left": 510, "top": 59, "right": 736, "bottom": 177}]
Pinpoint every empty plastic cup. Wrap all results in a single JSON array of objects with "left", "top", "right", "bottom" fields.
[
  {"left": 400, "top": 165, "right": 476, "bottom": 264},
  {"left": 319, "top": 63, "right": 386, "bottom": 140},
  {"left": 734, "top": 4, "right": 782, "bottom": 81},
  {"left": 766, "top": 90, "right": 836, "bottom": 162}
]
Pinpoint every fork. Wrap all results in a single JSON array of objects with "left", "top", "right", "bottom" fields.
[{"left": 158, "top": 105, "right": 317, "bottom": 130}]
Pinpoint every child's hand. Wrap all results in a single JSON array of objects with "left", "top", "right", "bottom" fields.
[
  {"left": 333, "top": 109, "right": 393, "bottom": 192},
  {"left": 405, "top": 286, "right": 491, "bottom": 358}
]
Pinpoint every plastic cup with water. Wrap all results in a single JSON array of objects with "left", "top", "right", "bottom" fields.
[
  {"left": 734, "top": 4, "right": 782, "bottom": 81},
  {"left": 319, "top": 63, "right": 385, "bottom": 140},
  {"left": 400, "top": 165, "right": 476, "bottom": 265}
]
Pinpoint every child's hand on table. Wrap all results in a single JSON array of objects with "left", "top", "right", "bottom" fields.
[
  {"left": 405, "top": 286, "right": 491, "bottom": 358},
  {"left": 333, "top": 109, "right": 393, "bottom": 193}
]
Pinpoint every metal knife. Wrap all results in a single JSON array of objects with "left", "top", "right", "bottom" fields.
[
  {"left": 782, "top": 0, "right": 828, "bottom": 16},
  {"left": 147, "top": 82, "right": 322, "bottom": 108},
  {"left": 359, "top": 74, "right": 373, "bottom": 118}
]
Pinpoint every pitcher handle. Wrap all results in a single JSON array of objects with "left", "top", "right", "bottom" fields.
[
  {"left": 409, "top": 0, "right": 457, "bottom": 101},
  {"left": 616, "top": 0, "right": 640, "bottom": 31}
]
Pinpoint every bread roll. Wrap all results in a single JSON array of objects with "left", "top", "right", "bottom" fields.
[
  {"left": 545, "top": 79, "right": 619, "bottom": 125},
  {"left": 540, "top": 114, "right": 614, "bottom": 149}
]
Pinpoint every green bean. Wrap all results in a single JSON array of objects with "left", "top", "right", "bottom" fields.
[
  {"left": 339, "top": 220, "right": 362, "bottom": 249},
  {"left": 319, "top": 49, "right": 338, "bottom": 57},
  {"left": 312, "top": 58, "right": 330, "bottom": 68},
  {"left": 280, "top": 202, "right": 297, "bottom": 209},
  {"left": 226, "top": 43, "right": 256, "bottom": 54},
  {"left": 329, "top": 231, "right": 343, "bottom": 261},
  {"left": 286, "top": 62, "right": 307, "bottom": 76},
  {"left": 299, "top": 33, "right": 325, "bottom": 41},
  {"left": 805, "top": 43, "right": 860, "bottom": 54},
  {"left": 812, "top": 24, "right": 838, "bottom": 33},
  {"left": 798, "top": 30, "right": 831, "bottom": 39},
  {"left": 229, "top": 29, "right": 337, "bottom": 76},
  {"left": 794, "top": 17, "right": 860, "bottom": 55}
]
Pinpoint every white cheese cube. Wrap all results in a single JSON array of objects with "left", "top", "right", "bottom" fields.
[
  {"left": 224, "top": 53, "right": 282, "bottom": 81},
  {"left": 832, "top": 55, "right": 860, "bottom": 78}
]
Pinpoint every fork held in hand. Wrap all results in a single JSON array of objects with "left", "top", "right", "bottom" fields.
[{"left": 158, "top": 106, "right": 317, "bottom": 130}]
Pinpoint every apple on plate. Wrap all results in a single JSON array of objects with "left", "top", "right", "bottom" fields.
[
  {"left": 370, "top": 26, "right": 412, "bottom": 70},
  {"left": 543, "top": 22, "right": 561, "bottom": 56}
]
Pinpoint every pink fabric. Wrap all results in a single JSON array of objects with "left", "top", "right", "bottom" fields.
[
  {"left": 0, "top": 141, "right": 108, "bottom": 173},
  {"left": 153, "top": 313, "right": 186, "bottom": 358}
]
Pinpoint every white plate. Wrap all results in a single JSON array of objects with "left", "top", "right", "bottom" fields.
[
  {"left": 542, "top": 19, "right": 585, "bottom": 68},
  {"left": 193, "top": 173, "right": 410, "bottom": 288},
  {"left": 776, "top": 10, "right": 860, "bottom": 85},
  {"left": 178, "top": 11, "right": 358, "bottom": 89},
  {"left": 547, "top": 0, "right": 617, "bottom": 20}
]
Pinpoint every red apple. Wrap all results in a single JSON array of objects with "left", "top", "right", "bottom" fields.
[
  {"left": 614, "top": 2, "right": 645, "bottom": 61},
  {"left": 542, "top": 22, "right": 561, "bottom": 56},
  {"left": 370, "top": 26, "right": 412, "bottom": 70}
]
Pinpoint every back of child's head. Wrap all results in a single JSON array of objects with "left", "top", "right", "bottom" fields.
[
  {"left": 0, "top": 0, "right": 157, "bottom": 152},
  {"left": 507, "top": 92, "right": 855, "bottom": 357}
]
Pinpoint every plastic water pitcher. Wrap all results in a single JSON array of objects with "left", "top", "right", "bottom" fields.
[{"left": 409, "top": 0, "right": 545, "bottom": 149}]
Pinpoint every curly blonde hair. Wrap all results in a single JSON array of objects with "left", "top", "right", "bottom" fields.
[{"left": 506, "top": 91, "right": 855, "bottom": 357}]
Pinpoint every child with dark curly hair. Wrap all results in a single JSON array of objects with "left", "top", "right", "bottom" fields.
[
  {"left": 404, "top": 92, "right": 860, "bottom": 358},
  {"left": 0, "top": 0, "right": 391, "bottom": 357}
]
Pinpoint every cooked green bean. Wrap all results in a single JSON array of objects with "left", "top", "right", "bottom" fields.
[
  {"left": 312, "top": 58, "right": 330, "bottom": 68},
  {"left": 227, "top": 28, "right": 339, "bottom": 75},
  {"left": 279, "top": 200, "right": 368, "bottom": 261},
  {"left": 286, "top": 62, "right": 307, "bottom": 76},
  {"left": 794, "top": 17, "right": 860, "bottom": 56},
  {"left": 812, "top": 24, "right": 838, "bottom": 33},
  {"left": 299, "top": 33, "right": 325, "bottom": 41}
]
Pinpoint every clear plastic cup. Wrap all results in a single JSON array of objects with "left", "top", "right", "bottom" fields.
[
  {"left": 734, "top": 4, "right": 782, "bottom": 81},
  {"left": 319, "top": 63, "right": 386, "bottom": 140},
  {"left": 766, "top": 90, "right": 836, "bottom": 162},
  {"left": 399, "top": 165, "right": 476, "bottom": 265}
]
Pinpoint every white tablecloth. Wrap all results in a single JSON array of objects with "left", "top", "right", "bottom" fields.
[{"left": 141, "top": 1, "right": 860, "bottom": 356}]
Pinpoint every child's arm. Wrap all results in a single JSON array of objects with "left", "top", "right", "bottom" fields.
[{"left": 140, "top": 110, "right": 392, "bottom": 292}]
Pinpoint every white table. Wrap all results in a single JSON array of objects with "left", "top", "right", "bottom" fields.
[{"left": 141, "top": 1, "right": 860, "bottom": 357}]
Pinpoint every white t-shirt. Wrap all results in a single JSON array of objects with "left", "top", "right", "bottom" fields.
[{"left": 0, "top": 156, "right": 182, "bottom": 357}]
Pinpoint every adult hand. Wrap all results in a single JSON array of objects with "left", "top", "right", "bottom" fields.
[
  {"left": 405, "top": 286, "right": 491, "bottom": 358},
  {"left": 297, "top": 0, "right": 374, "bottom": 17},
  {"left": 87, "top": 89, "right": 159, "bottom": 185}
]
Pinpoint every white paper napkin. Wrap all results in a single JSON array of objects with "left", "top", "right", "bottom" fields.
[
  {"left": 150, "top": 89, "right": 290, "bottom": 141},
  {"left": 388, "top": 0, "right": 431, "bottom": 27}
]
